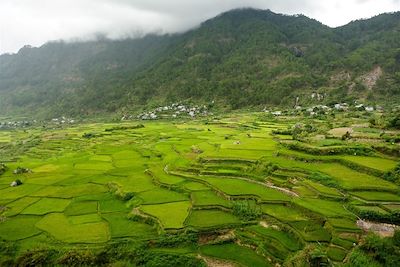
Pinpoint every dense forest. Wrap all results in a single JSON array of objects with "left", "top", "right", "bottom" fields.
[{"left": 0, "top": 8, "right": 399, "bottom": 118}]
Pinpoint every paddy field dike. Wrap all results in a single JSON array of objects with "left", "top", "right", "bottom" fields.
[{"left": 0, "top": 112, "right": 399, "bottom": 266}]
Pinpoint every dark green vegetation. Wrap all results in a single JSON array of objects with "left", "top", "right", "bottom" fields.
[
  {"left": 1, "top": 111, "right": 400, "bottom": 266},
  {"left": 1, "top": 8, "right": 400, "bottom": 117},
  {"left": 346, "top": 232, "right": 400, "bottom": 267}
]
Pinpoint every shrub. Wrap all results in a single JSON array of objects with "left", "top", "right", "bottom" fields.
[
  {"left": 272, "top": 129, "right": 292, "bottom": 135},
  {"left": 346, "top": 249, "right": 381, "bottom": 267},
  {"left": 232, "top": 200, "right": 261, "bottom": 221},
  {"left": 57, "top": 250, "right": 96, "bottom": 266},
  {"left": 140, "top": 253, "right": 206, "bottom": 267},
  {"left": 13, "top": 167, "right": 31, "bottom": 174},
  {"left": 94, "top": 241, "right": 138, "bottom": 263},
  {"left": 284, "top": 245, "right": 329, "bottom": 267},
  {"left": 155, "top": 232, "right": 199, "bottom": 247},
  {"left": 0, "top": 240, "right": 17, "bottom": 257},
  {"left": 350, "top": 205, "right": 400, "bottom": 224},
  {"left": 359, "top": 233, "right": 400, "bottom": 266},
  {"left": 341, "top": 131, "right": 351, "bottom": 140},
  {"left": 0, "top": 163, "right": 6, "bottom": 175},
  {"left": 383, "top": 163, "right": 400, "bottom": 185},
  {"left": 386, "top": 113, "right": 400, "bottom": 129},
  {"left": 247, "top": 161, "right": 278, "bottom": 176},
  {"left": 105, "top": 124, "right": 144, "bottom": 132},
  {"left": 308, "top": 172, "right": 339, "bottom": 188},
  {"left": 82, "top": 132, "right": 96, "bottom": 139},
  {"left": 283, "top": 141, "right": 373, "bottom": 156},
  {"left": 15, "top": 249, "right": 56, "bottom": 267},
  {"left": 393, "top": 230, "right": 400, "bottom": 247},
  {"left": 108, "top": 182, "right": 134, "bottom": 201}
]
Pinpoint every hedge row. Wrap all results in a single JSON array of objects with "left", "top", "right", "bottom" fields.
[{"left": 282, "top": 142, "right": 373, "bottom": 156}]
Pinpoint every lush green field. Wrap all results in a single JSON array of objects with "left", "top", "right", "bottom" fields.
[{"left": 0, "top": 112, "right": 399, "bottom": 266}]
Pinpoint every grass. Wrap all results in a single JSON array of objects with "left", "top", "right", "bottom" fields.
[
  {"left": 292, "top": 185, "right": 318, "bottom": 197},
  {"left": 261, "top": 204, "right": 307, "bottom": 221},
  {"left": 140, "top": 201, "right": 190, "bottom": 229},
  {"left": 183, "top": 181, "right": 210, "bottom": 191},
  {"left": 191, "top": 191, "right": 231, "bottom": 208},
  {"left": 302, "top": 180, "right": 342, "bottom": 197},
  {"left": 186, "top": 210, "right": 241, "bottom": 228},
  {"left": 327, "top": 218, "right": 359, "bottom": 232},
  {"left": 36, "top": 213, "right": 109, "bottom": 243},
  {"left": 68, "top": 213, "right": 102, "bottom": 224},
  {"left": 32, "top": 184, "right": 107, "bottom": 198},
  {"left": 149, "top": 167, "right": 186, "bottom": 185},
  {"left": 289, "top": 221, "right": 331, "bottom": 242},
  {"left": 317, "top": 164, "right": 398, "bottom": 191},
  {"left": 74, "top": 161, "right": 114, "bottom": 171},
  {"left": 201, "top": 177, "right": 290, "bottom": 202},
  {"left": 384, "top": 204, "right": 400, "bottom": 211},
  {"left": 2, "top": 197, "right": 40, "bottom": 217},
  {"left": 0, "top": 216, "right": 42, "bottom": 241},
  {"left": 355, "top": 205, "right": 389, "bottom": 214},
  {"left": 21, "top": 198, "right": 71, "bottom": 215},
  {"left": 102, "top": 212, "right": 157, "bottom": 238},
  {"left": 90, "top": 155, "right": 112, "bottom": 162},
  {"left": 331, "top": 237, "right": 355, "bottom": 250},
  {"left": 1, "top": 113, "right": 399, "bottom": 264},
  {"left": 200, "top": 243, "right": 271, "bottom": 267},
  {"left": 137, "top": 188, "right": 188, "bottom": 204},
  {"left": 246, "top": 225, "right": 302, "bottom": 251},
  {"left": 0, "top": 184, "right": 44, "bottom": 200},
  {"left": 65, "top": 201, "right": 98, "bottom": 215},
  {"left": 342, "top": 156, "right": 398, "bottom": 171},
  {"left": 99, "top": 197, "right": 129, "bottom": 213},
  {"left": 113, "top": 174, "right": 157, "bottom": 193},
  {"left": 293, "top": 198, "right": 354, "bottom": 218},
  {"left": 350, "top": 191, "right": 400, "bottom": 202},
  {"left": 327, "top": 246, "right": 347, "bottom": 262},
  {"left": 32, "top": 164, "right": 60, "bottom": 173}
]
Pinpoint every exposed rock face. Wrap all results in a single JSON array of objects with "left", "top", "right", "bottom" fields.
[
  {"left": 330, "top": 71, "right": 351, "bottom": 83},
  {"left": 361, "top": 66, "right": 383, "bottom": 90}
]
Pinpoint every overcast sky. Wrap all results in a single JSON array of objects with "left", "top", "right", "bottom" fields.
[{"left": 0, "top": 0, "right": 399, "bottom": 54}]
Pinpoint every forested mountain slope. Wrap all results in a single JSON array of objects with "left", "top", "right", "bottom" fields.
[{"left": 1, "top": 8, "right": 399, "bottom": 117}]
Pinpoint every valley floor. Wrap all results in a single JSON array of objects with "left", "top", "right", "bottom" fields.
[{"left": 0, "top": 112, "right": 399, "bottom": 266}]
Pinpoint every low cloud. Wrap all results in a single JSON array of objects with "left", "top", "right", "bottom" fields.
[{"left": 0, "top": 0, "right": 399, "bottom": 54}]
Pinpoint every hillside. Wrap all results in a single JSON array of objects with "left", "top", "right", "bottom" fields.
[{"left": 1, "top": 8, "right": 399, "bottom": 118}]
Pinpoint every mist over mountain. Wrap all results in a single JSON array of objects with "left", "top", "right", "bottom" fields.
[{"left": 1, "top": 8, "right": 400, "bottom": 118}]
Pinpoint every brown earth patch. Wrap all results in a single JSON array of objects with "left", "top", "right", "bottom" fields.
[
  {"left": 328, "top": 127, "right": 353, "bottom": 137},
  {"left": 357, "top": 219, "right": 399, "bottom": 237}
]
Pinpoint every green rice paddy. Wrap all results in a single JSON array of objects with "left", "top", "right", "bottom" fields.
[{"left": 0, "top": 113, "right": 399, "bottom": 266}]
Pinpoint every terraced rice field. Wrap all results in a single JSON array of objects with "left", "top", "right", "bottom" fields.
[{"left": 0, "top": 113, "right": 399, "bottom": 266}]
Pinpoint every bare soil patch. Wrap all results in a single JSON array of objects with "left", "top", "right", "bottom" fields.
[{"left": 357, "top": 219, "right": 399, "bottom": 237}]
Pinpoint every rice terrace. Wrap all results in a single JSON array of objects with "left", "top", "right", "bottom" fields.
[
  {"left": 1, "top": 109, "right": 400, "bottom": 266},
  {"left": 1, "top": 2, "right": 400, "bottom": 266}
]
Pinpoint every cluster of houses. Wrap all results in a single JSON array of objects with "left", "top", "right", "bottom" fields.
[
  {"left": 126, "top": 103, "right": 211, "bottom": 121},
  {"left": 0, "top": 120, "right": 33, "bottom": 129},
  {"left": 50, "top": 117, "right": 75, "bottom": 124},
  {"left": 0, "top": 116, "right": 76, "bottom": 129},
  {"left": 264, "top": 102, "right": 382, "bottom": 117}
]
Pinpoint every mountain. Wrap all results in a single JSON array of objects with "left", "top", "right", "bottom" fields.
[{"left": 1, "top": 8, "right": 399, "bottom": 118}]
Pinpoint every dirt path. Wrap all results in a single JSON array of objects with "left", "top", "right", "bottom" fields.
[
  {"left": 233, "top": 176, "right": 299, "bottom": 197},
  {"left": 198, "top": 255, "right": 238, "bottom": 267},
  {"left": 357, "top": 219, "right": 399, "bottom": 237},
  {"left": 168, "top": 164, "right": 299, "bottom": 197},
  {"left": 351, "top": 196, "right": 400, "bottom": 206}
]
